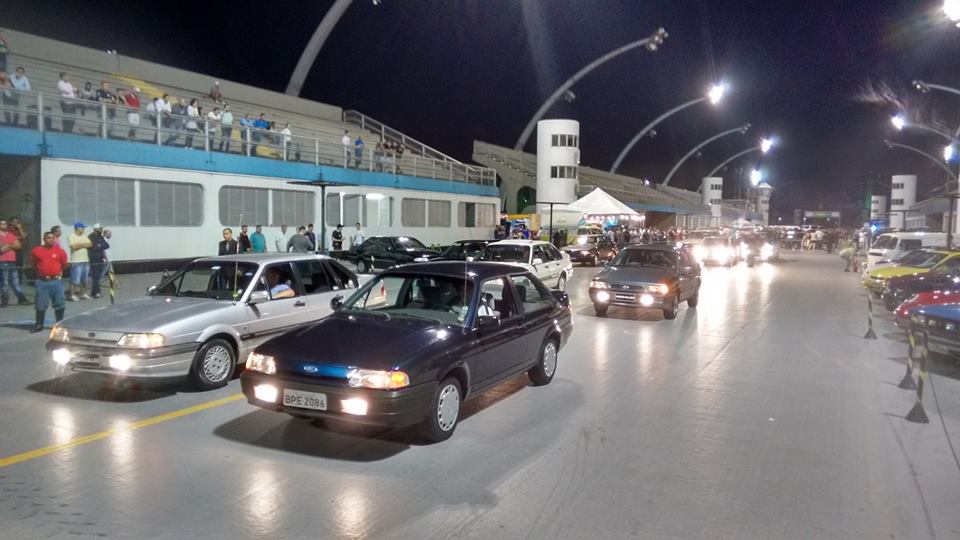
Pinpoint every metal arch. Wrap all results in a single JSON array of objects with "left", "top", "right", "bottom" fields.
[
  {"left": 884, "top": 141, "right": 958, "bottom": 181},
  {"left": 609, "top": 96, "right": 708, "bottom": 174},
  {"left": 661, "top": 124, "right": 751, "bottom": 186},
  {"left": 513, "top": 28, "right": 668, "bottom": 151},
  {"left": 285, "top": 0, "right": 355, "bottom": 96},
  {"left": 900, "top": 123, "right": 960, "bottom": 146}
]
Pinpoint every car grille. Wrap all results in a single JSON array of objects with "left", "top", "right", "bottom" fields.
[
  {"left": 609, "top": 283, "right": 660, "bottom": 293},
  {"left": 924, "top": 317, "right": 960, "bottom": 333}
]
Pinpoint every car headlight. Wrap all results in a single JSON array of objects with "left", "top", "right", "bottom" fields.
[
  {"left": 49, "top": 325, "right": 70, "bottom": 342},
  {"left": 646, "top": 284, "right": 669, "bottom": 295},
  {"left": 246, "top": 352, "right": 277, "bottom": 375},
  {"left": 117, "top": 333, "right": 165, "bottom": 348},
  {"left": 761, "top": 243, "right": 774, "bottom": 257},
  {"left": 693, "top": 246, "right": 707, "bottom": 259},
  {"left": 581, "top": 250, "right": 591, "bottom": 255},
  {"left": 413, "top": 257, "right": 430, "bottom": 262},
  {"left": 590, "top": 280, "right": 608, "bottom": 289},
  {"left": 348, "top": 369, "right": 410, "bottom": 390}
]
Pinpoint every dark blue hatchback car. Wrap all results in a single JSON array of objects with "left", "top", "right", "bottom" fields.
[
  {"left": 912, "top": 303, "right": 960, "bottom": 359},
  {"left": 241, "top": 261, "right": 573, "bottom": 442}
]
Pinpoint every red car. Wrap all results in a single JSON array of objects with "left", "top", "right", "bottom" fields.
[{"left": 895, "top": 290, "right": 960, "bottom": 327}]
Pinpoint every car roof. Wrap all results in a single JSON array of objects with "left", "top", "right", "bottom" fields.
[
  {"left": 489, "top": 239, "right": 548, "bottom": 246},
  {"left": 453, "top": 239, "right": 491, "bottom": 244},
  {"left": 620, "top": 244, "right": 677, "bottom": 252},
  {"left": 382, "top": 261, "right": 531, "bottom": 280},
  {"left": 195, "top": 253, "right": 334, "bottom": 264}
]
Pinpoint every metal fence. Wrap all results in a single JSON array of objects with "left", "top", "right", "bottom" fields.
[{"left": 0, "top": 88, "right": 497, "bottom": 185}]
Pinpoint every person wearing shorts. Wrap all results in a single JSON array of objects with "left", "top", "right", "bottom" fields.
[{"left": 67, "top": 222, "right": 92, "bottom": 301}]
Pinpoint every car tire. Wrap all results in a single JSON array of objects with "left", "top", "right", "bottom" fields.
[
  {"left": 189, "top": 338, "right": 235, "bottom": 390},
  {"left": 662, "top": 294, "right": 679, "bottom": 320},
  {"left": 594, "top": 303, "right": 608, "bottom": 317},
  {"left": 556, "top": 273, "right": 567, "bottom": 291},
  {"left": 420, "top": 377, "right": 462, "bottom": 443},
  {"left": 528, "top": 338, "right": 559, "bottom": 386},
  {"left": 687, "top": 290, "right": 699, "bottom": 307},
  {"left": 356, "top": 258, "right": 371, "bottom": 274}
]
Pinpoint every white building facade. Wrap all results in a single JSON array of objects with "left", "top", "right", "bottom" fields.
[
  {"left": 701, "top": 177, "right": 723, "bottom": 227},
  {"left": 889, "top": 175, "right": 917, "bottom": 230},
  {"left": 870, "top": 195, "right": 887, "bottom": 222}
]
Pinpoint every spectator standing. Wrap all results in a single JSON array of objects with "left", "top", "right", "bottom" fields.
[
  {"left": 281, "top": 122, "right": 292, "bottom": 158},
  {"left": 87, "top": 224, "right": 110, "bottom": 299},
  {"left": 0, "top": 70, "right": 13, "bottom": 126},
  {"left": 395, "top": 143, "right": 405, "bottom": 173},
  {"left": 185, "top": 98, "right": 200, "bottom": 148},
  {"left": 67, "top": 223, "right": 92, "bottom": 301},
  {"left": 146, "top": 97, "right": 159, "bottom": 129},
  {"left": 209, "top": 81, "right": 223, "bottom": 104},
  {"left": 374, "top": 142, "right": 384, "bottom": 172},
  {"left": 165, "top": 98, "right": 186, "bottom": 146},
  {"left": 9, "top": 67, "right": 29, "bottom": 126},
  {"left": 354, "top": 136, "right": 365, "bottom": 168},
  {"left": 218, "top": 228, "right": 238, "bottom": 256},
  {"left": 239, "top": 113, "right": 253, "bottom": 154},
  {"left": 95, "top": 80, "right": 117, "bottom": 134},
  {"left": 56, "top": 72, "right": 77, "bottom": 134},
  {"left": 287, "top": 226, "right": 314, "bottom": 253},
  {"left": 0, "top": 218, "right": 28, "bottom": 307},
  {"left": 51, "top": 225, "right": 62, "bottom": 247},
  {"left": 125, "top": 87, "right": 141, "bottom": 140},
  {"left": 30, "top": 232, "right": 68, "bottom": 333},
  {"left": 352, "top": 222, "right": 364, "bottom": 248},
  {"left": 252, "top": 113, "right": 268, "bottom": 154},
  {"left": 238, "top": 224, "right": 252, "bottom": 253},
  {"left": 275, "top": 225, "right": 290, "bottom": 252},
  {"left": 305, "top": 224, "right": 317, "bottom": 253},
  {"left": 0, "top": 31, "right": 7, "bottom": 73},
  {"left": 342, "top": 130, "right": 352, "bottom": 167},
  {"left": 220, "top": 104, "right": 233, "bottom": 152},
  {"left": 331, "top": 224, "right": 344, "bottom": 251},
  {"left": 206, "top": 106, "right": 221, "bottom": 149},
  {"left": 9, "top": 216, "right": 25, "bottom": 280},
  {"left": 157, "top": 93, "right": 171, "bottom": 128},
  {"left": 250, "top": 225, "right": 267, "bottom": 253}
]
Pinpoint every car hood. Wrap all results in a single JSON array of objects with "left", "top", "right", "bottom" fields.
[
  {"left": 870, "top": 266, "right": 930, "bottom": 279},
  {"left": 59, "top": 296, "right": 229, "bottom": 333},
  {"left": 562, "top": 244, "right": 595, "bottom": 251},
  {"left": 258, "top": 312, "right": 450, "bottom": 372},
  {"left": 593, "top": 265, "right": 674, "bottom": 284},
  {"left": 917, "top": 302, "right": 960, "bottom": 320}
]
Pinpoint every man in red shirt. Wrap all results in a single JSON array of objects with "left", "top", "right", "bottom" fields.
[
  {"left": 125, "top": 86, "right": 141, "bottom": 140},
  {"left": 0, "top": 218, "right": 28, "bottom": 307},
  {"left": 30, "top": 231, "right": 68, "bottom": 333}
]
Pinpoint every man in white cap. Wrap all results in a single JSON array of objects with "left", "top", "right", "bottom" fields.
[
  {"left": 125, "top": 86, "right": 141, "bottom": 140},
  {"left": 209, "top": 81, "right": 223, "bottom": 104}
]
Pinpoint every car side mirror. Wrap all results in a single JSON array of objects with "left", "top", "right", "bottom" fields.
[
  {"left": 478, "top": 315, "right": 500, "bottom": 332},
  {"left": 532, "top": 257, "right": 544, "bottom": 265},
  {"left": 551, "top": 290, "right": 570, "bottom": 308},
  {"left": 330, "top": 295, "right": 344, "bottom": 311},
  {"left": 248, "top": 290, "right": 269, "bottom": 305}
]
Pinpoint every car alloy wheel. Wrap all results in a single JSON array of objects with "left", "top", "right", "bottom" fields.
[
  {"left": 663, "top": 294, "right": 679, "bottom": 320},
  {"left": 203, "top": 345, "right": 233, "bottom": 383},
  {"left": 357, "top": 258, "right": 370, "bottom": 274},
  {"left": 557, "top": 274, "right": 566, "bottom": 291},
  {"left": 189, "top": 338, "right": 235, "bottom": 390}
]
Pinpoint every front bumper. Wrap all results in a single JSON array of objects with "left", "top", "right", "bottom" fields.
[
  {"left": 589, "top": 287, "right": 669, "bottom": 308},
  {"left": 46, "top": 340, "right": 200, "bottom": 378},
  {"left": 863, "top": 277, "right": 886, "bottom": 294},
  {"left": 926, "top": 330, "right": 960, "bottom": 358},
  {"left": 241, "top": 371, "right": 437, "bottom": 428}
]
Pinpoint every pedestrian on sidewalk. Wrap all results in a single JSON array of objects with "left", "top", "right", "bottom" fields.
[
  {"left": 30, "top": 231, "right": 68, "bottom": 333},
  {"left": 305, "top": 224, "right": 317, "bottom": 253},
  {"left": 50, "top": 225, "right": 62, "bottom": 247},
  {"left": 238, "top": 224, "right": 252, "bottom": 253},
  {"left": 9, "top": 216, "right": 26, "bottom": 281},
  {"left": 331, "top": 224, "right": 344, "bottom": 251},
  {"left": 67, "top": 223, "right": 91, "bottom": 301},
  {"left": 87, "top": 224, "right": 110, "bottom": 298},
  {"left": 0, "top": 218, "right": 29, "bottom": 307},
  {"left": 275, "top": 225, "right": 290, "bottom": 252},
  {"left": 251, "top": 225, "right": 267, "bottom": 253},
  {"left": 351, "top": 222, "right": 364, "bottom": 249},
  {"left": 218, "top": 228, "right": 238, "bottom": 256},
  {"left": 287, "top": 227, "right": 314, "bottom": 253}
]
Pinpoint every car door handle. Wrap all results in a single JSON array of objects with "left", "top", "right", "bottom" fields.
[{"left": 294, "top": 300, "right": 306, "bottom": 307}]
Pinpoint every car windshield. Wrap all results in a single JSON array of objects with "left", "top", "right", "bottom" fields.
[
  {"left": 481, "top": 244, "right": 530, "bottom": 263},
  {"left": 894, "top": 250, "right": 934, "bottom": 266},
  {"left": 872, "top": 235, "right": 898, "bottom": 249},
  {"left": 702, "top": 237, "right": 726, "bottom": 246},
  {"left": 151, "top": 261, "right": 259, "bottom": 300},
  {"left": 395, "top": 237, "right": 427, "bottom": 250},
  {"left": 341, "top": 273, "right": 475, "bottom": 326},
  {"left": 612, "top": 249, "right": 677, "bottom": 269},
  {"left": 905, "top": 253, "right": 947, "bottom": 268},
  {"left": 572, "top": 236, "right": 600, "bottom": 246}
]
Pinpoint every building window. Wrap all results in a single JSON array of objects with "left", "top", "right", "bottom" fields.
[
  {"left": 401, "top": 198, "right": 426, "bottom": 227},
  {"left": 365, "top": 195, "right": 392, "bottom": 227},
  {"left": 428, "top": 200, "right": 451, "bottom": 227},
  {"left": 477, "top": 203, "right": 497, "bottom": 227},
  {"left": 324, "top": 193, "right": 340, "bottom": 227},
  {"left": 891, "top": 199, "right": 904, "bottom": 206},
  {"left": 343, "top": 194, "right": 364, "bottom": 227},
  {"left": 271, "top": 190, "right": 315, "bottom": 228},
  {"left": 58, "top": 175, "right": 136, "bottom": 227},
  {"left": 219, "top": 186, "right": 269, "bottom": 227},
  {"left": 550, "top": 166, "right": 578, "bottom": 179},
  {"left": 458, "top": 202, "right": 477, "bottom": 227},
  {"left": 711, "top": 184, "right": 722, "bottom": 190},
  {"left": 551, "top": 134, "right": 559, "bottom": 147},
  {"left": 140, "top": 180, "right": 203, "bottom": 227}
]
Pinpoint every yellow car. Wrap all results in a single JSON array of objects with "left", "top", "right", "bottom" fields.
[{"left": 863, "top": 249, "right": 958, "bottom": 295}]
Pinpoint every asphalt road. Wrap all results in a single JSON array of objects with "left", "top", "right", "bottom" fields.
[{"left": 0, "top": 252, "right": 958, "bottom": 539}]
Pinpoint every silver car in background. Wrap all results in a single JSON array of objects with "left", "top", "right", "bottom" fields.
[{"left": 46, "top": 254, "right": 360, "bottom": 390}]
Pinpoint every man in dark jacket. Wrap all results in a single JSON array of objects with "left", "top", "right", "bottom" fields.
[
  {"left": 218, "top": 228, "right": 238, "bottom": 256},
  {"left": 87, "top": 224, "right": 110, "bottom": 299},
  {"left": 238, "top": 224, "right": 252, "bottom": 253}
]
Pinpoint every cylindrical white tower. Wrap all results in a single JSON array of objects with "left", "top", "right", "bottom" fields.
[
  {"left": 701, "top": 177, "right": 723, "bottom": 227},
  {"left": 870, "top": 195, "right": 887, "bottom": 222},
  {"left": 536, "top": 119, "right": 580, "bottom": 209},
  {"left": 755, "top": 183, "right": 773, "bottom": 227},
  {"left": 889, "top": 175, "right": 916, "bottom": 230}
]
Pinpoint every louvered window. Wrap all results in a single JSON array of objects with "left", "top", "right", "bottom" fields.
[
  {"left": 140, "top": 180, "right": 203, "bottom": 226},
  {"left": 428, "top": 200, "right": 451, "bottom": 227},
  {"left": 57, "top": 175, "right": 135, "bottom": 226},
  {"left": 477, "top": 203, "right": 497, "bottom": 227},
  {"left": 219, "top": 186, "right": 269, "bottom": 227},
  {"left": 401, "top": 198, "right": 426, "bottom": 227},
  {"left": 271, "top": 190, "right": 315, "bottom": 227}
]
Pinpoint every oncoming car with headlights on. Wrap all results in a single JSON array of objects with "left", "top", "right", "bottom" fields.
[
  {"left": 240, "top": 262, "right": 573, "bottom": 442},
  {"left": 693, "top": 236, "right": 737, "bottom": 266},
  {"left": 46, "top": 254, "right": 360, "bottom": 390},
  {"left": 589, "top": 245, "right": 701, "bottom": 319}
]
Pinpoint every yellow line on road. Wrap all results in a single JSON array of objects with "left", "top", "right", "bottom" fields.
[{"left": 0, "top": 393, "right": 244, "bottom": 469}]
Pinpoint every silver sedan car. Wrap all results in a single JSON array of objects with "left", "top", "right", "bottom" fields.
[{"left": 46, "top": 254, "right": 360, "bottom": 390}]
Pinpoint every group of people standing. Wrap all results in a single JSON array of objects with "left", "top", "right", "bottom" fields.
[{"left": 217, "top": 223, "right": 366, "bottom": 255}]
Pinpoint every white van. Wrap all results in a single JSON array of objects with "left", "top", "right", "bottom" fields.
[{"left": 867, "top": 232, "right": 948, "bottom": 270}]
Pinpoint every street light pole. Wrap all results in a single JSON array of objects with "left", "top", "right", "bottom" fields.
[
  {"left": 661, "top": 124, "right": 751, "bottom": 186},
  {"left": 883, "top": 141, "right": 958, "bottom": 181},
  {"left": 514, "top": 28, "right": 668, "bottom": 151},
  {"left": 609, "top": 84, "right": 726, "bottom": 174}
]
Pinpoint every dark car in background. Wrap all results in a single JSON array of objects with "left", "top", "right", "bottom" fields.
[
  {"left": 435, "top": 240, "right": 491, "bottom": 261},
  {"left": 561, "top": 235, "right": 618, "bottom": 266},
  {"left": 349, "top": 236, "right": 441, "bottom": 273},
  {"left": 911, "top": 304, "right": 960, "bottom": 360},
  {"left": 882, "top": 255, "right": 960, "bottom": 311},
  {"left": 241, "top": 262, "right": 573, "bottom": 442},
  {"left": 588, "top": 245, "right": 701, "bottom": 319}
]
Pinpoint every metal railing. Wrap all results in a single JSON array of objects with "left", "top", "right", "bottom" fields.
[
  {"left": 0, "top": 88, "right": 497, "bottom": 185},
  {"left": 343, "top": 109, "right": 473, "bottom": 168}
]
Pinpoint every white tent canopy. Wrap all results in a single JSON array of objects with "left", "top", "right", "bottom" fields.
[{"left": 565, "top": 188, "right": 641, "bottom": 217}]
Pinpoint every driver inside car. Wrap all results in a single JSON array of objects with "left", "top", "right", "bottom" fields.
[{"left": 264, "top": 267, "right": 296, "bottom": 299}]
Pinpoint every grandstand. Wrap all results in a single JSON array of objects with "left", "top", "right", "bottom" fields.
[{"left": 472, "top": 141, "right": 744, "bottom": 228}]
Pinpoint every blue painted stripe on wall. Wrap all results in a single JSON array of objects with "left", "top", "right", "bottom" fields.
[{"left": 0, "top": 127, "right": 498, "bottom": 198}]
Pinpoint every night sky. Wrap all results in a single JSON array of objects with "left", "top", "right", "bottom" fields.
[{"left": 5, "top": 0, "right": 960, "bottom": 223}]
